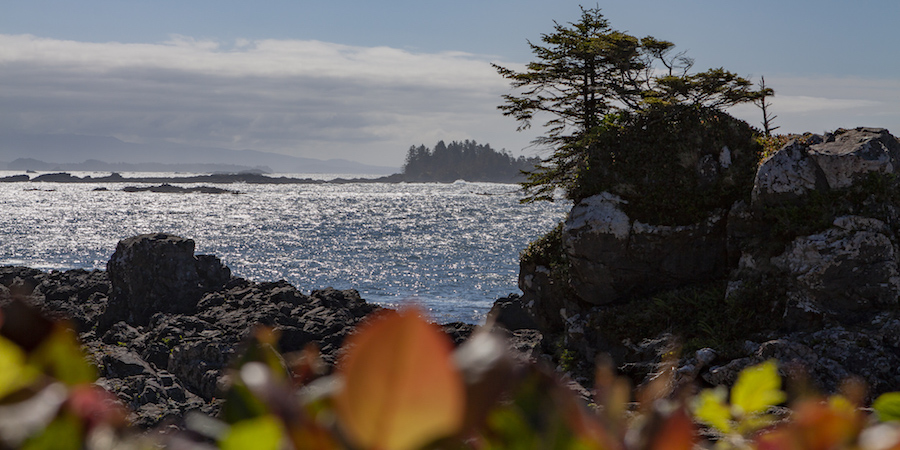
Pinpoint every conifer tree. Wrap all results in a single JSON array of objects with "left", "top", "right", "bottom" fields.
[{"left": 495, "top": 6, "right": 767, "bottom": 202}]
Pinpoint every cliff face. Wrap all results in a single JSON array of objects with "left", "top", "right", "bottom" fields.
[{"left": 516, "top": 127, "right": 900, "bottom": 396}]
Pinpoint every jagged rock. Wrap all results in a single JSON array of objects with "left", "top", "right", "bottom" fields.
[
  {"left": 753, "top": 128, "right": 900, "bottom": 208},
  {"left": 0, "top": 233, "right": 391, "bottom": 429},
  {"left": 507, "top": 127, "right": 900, "bottom": 401},
  {"left": 487, "top": 294, "right": 538, "bottom": 331},
  {"left": 99, "top": 233, "right": 231, "bottom": 329},
  {"left": 771, "top": 215, "right": 900, "bottom": 325}
]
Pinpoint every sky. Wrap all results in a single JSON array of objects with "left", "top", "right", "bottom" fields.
[{"left": 2, "top": 0, "right": 899, "bottom": 167}]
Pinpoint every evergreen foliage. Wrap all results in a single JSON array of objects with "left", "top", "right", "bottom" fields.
[
  {"left": 401, "top": 140, "right": 539, "bottom": 182},
  {"left": 495, "top": 6, "right": 768, "bottom": 211}
]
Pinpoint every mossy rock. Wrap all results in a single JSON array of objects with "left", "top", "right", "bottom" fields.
[{"left": 576, "top": 104, "right": 762, "bottom": 226}]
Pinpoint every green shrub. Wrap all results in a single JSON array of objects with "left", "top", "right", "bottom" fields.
[{"left": 576, "top": 104, "right": 763, "bottom": 225}]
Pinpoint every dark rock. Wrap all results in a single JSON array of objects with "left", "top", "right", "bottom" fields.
[
  {"left": 442, "top": 322, "right": 476, "bottom": 346},
  {"left": 528, "top": 127, "right": 900, "bottom": 400},
  {"left": 2, "top": 234, "right": 385, "bottom": 429},
  {"left": 487, "top": 294, "right": 538, "bottom": 331},
  {"left": 0, "top": 174, "right": 29, "bottom": 182},
  {"left": 563, "top": 193, "right": 728, "bottom": 305},
  {"left": 121, "top": 184, "right": 241, "bottom": 194},
  {"left": 99, "top": 233, "right": 231, "bottom": 329},
  {"left": 31, "top": 172, "right": 81, "bottom": 182}
]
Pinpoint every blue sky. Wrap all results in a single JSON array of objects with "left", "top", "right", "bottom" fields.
[{"left": 2, "top": 0, "right": 899, "bottom": 166}]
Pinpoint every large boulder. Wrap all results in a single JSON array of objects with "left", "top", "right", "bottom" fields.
[
  {"left": 512, "top": 126, "right": 900, "bottom": 399},
  {"left": 562, "top": 192, "right": 729, "bottom": 305},
  {"left": 99, "top": 233, "right": 231, "bottom": 329},
  {"left": 771, "top": 215, "right": 900, "bottom": 326},
  {"left": 753, "top": 128, "right": 900, "bottom": 207}
]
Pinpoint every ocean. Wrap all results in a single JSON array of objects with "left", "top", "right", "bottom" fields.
[{"left": 0, "top": 172, "right": 570, "bottom": 324}]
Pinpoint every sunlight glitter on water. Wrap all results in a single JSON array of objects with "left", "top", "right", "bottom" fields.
[{"left": 0, "top": 175, "right": 570, "bottom": 323}]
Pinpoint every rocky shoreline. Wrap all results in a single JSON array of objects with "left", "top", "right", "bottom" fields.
[
  {"left": 0, "top": 233, "right": 553, "bottom": 429},
  {"left": 0, "top": 234, "right": 428, "bottom": 427},
  {"left": 7, "top": 128, "right": 900, "bottom": 430}
]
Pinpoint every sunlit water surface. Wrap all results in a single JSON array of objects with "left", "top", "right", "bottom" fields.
[{"left": 0, "top": 172, "right": 570, "bottom": 323}]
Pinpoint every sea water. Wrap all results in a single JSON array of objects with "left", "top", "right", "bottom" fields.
[{"left": 0, "top": 172, "right": 570, "bottom": 323}]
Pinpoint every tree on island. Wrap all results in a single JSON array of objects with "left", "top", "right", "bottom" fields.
[
  {"left": 494, "top": 6, "right": 770, "bottom": 218},
  {"left": 401, "top": 140, "right": 540, "bottom": 183}
]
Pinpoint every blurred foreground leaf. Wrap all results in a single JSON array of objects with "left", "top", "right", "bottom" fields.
[
  {"left": 220, "top": 414, "right": 284, "bottom": 450},
  {"left": 0, "top": 335, "right": 40, "bottom": 399},
  {"left": 874, "top": 392, "right": 900, "bottom": 422},
  {"left": 29, "top": 326, "right": 96, "bottom": 386},
  {"left": 334, "top": 307, "right": 465, "bottom": 450},
  {"left": 731, "top": 360, "right": 785, "bottom": 417}
]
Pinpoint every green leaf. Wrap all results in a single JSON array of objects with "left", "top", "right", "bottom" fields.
[
  {"left": 220, "top": 415, "right": 284, "bottom": 450},
  {"left": 693, "top": 386, "right": 733, "bottom": 434},
  {"left": 874, "top": 392, "right": 900, "bottom": 422},
  {"left": 29, "top": 326, "right": 96, "bottom": 386},
  {"left": 22, "top": 413, "right": 83, "bottom": 450},
  {"left": 730, "top": 360, "right": 785, "bottom": 417},
  {"left": 0, "top": 335, "right": 40, "bottom": 399}
]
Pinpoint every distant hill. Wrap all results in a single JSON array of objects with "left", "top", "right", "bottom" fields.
[
  {"left": 7, "top": 158, "right": 273, "bottom": 174},
  {"left": 0, "top": 133, "right": 397, "bottom": 175}
]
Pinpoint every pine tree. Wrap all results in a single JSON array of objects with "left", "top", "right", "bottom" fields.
[{"left": 494, "top": 6, "right": 767, "bottom": 202}]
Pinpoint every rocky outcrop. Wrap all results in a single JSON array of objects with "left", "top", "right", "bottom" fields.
[
  {"left": 100, "top": 233, "right": 231, "bottom": 329},
  {"left": 0, "top": 234, "right": 381, "bottom": 428},
  {"left": 753, "top": 128, "right": 900, "bottom": 207},
  {"left": 513, "top": 127, "right": 900, "bottom": 399},
  {"left": 562, "top": 192, "right": 729, "bottom": 306}
]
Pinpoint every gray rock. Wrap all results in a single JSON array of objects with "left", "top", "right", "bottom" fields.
[
  {"left": 809, "top": 128, "right": 900, "bottom": 190},
  {"left": 487, "top": 294, "right": 539, "bottom": 331},
  {"left": 752, "top": 140, "right": 826, "bottom": 207},
  {"left": 753, "top": 128, "right": 900, "bottom": 208},
  {"left": 771, "top": 216, "right": 900, "bottom": 323}
]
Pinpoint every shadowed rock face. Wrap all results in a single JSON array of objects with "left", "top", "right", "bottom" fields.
[
  {"left": 562, "top": 192, "right": 729, "bottom": 306},
  {"left": 100, "top": 233, "right": 231, "bottom": 329}
]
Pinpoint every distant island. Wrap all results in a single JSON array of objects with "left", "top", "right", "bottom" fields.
[
  {"left": 0, "top": 140, "right": 539, "bottom": 185},
  {"left": 401, "top": 140, "right": 539, "bottom": 183}
]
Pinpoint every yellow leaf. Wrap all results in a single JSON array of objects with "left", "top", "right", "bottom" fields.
[
  {"left": 334, "top": 308, "right": 465, "bottom": 450},
  {"left": 693, "top": 387, "right": 733, "bottom": 434},
  {"left": 29, "top": 326, "right": 96, "bottom": 386},
  {"left": 220, "top": 415, "right": 285, "bottom": 450},
  {"left": 731, "top": 360, "right": 785, "bottom": 417},
  {"left": 0, "top": 335, "right": 39, "bottom": 399}
]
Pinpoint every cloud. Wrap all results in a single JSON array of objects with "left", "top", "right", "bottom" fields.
[
  {"left": 728, "top": 75, "right": 900, "bottom": 135},
  {"left": 0, "top": 34, "right": 532, "bottom": 166}
]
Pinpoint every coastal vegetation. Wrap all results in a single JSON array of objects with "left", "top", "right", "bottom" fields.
[{"left": 495, "top": 5, "right": 768, "bottom": 223}]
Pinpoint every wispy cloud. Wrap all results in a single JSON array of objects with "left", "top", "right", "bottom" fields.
[
  {"left": 2, "top": 34, "right": 898, "bottom": 165},
  {"left": 0, "top": 34, "right": 529, "bottom": 165},
  {"left": 729, "top": 75, "right": 900, "bottom": 135}
]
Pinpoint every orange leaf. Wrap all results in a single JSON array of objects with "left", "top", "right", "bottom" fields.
[
  {"left": 334, "top": 308, "right": 465, "bottom": 450},
  {"left": 651, "top": 407, "right": 697, "bottom": 450}
]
